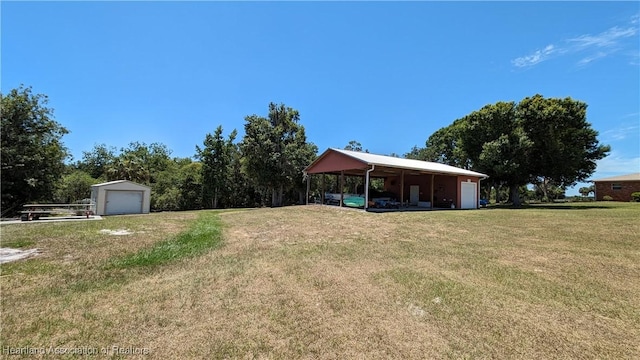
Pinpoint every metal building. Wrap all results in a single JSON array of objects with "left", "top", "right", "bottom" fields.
[{"left": 91, "top": 180, "right": 151, "bottom": 215}]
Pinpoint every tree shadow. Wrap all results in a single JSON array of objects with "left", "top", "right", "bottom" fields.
[{"left": 485, "top": 203, "right": 612, "bottom": 210}]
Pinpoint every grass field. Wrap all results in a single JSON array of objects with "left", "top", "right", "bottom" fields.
[{"left": 1, "top": 203, "right": 639, "bottom": 359}]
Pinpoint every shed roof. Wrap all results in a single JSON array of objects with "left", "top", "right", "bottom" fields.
[
  {"left": 91, "top": 180, "right": 151, "bottom": 189},
  {"left": 305, "top": 148, "right": 489, "bottom": 178},
  {"left": 591, "top": 173, "right": 640, "bottom": 182}
]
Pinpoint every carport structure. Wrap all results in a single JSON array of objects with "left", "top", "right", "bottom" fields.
[{"left": 303, "top": 148, "right": 488, "bottom": 210}]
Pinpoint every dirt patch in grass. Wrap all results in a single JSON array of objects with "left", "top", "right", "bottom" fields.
[{"left": 0, "top": 248, "right": 41, "bottom": 264}]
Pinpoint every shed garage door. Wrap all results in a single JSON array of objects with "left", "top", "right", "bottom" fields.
[
  {"left": 460, "top": 182, "right": 477, "bottom": 209},
  {"left": 105, "top": 190, "right": 143, "bottom": 215}
]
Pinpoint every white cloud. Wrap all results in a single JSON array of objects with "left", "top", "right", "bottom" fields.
[
  {"left": 512, "top": 15, "right": 639, "bottom": 68},
  {"left": 595, "top": 152, "right": 640, "bottom": 175},
  {"left": 567, "top": 26, "right": 637, "bottom": 48},
  {"left": 511, "top": 44, "right": 557, "bottom": 67},
  {"left": 602, "top": 123, "right": 640, "bottom": 141},
  {"left": 577, "top": 51, "right": 610, "bottom": 66}
]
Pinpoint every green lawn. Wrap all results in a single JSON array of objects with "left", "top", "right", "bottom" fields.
[{"left": 1, "top": 203, "right": 638, "bottom": 359}]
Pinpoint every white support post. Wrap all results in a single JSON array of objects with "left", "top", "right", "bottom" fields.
[
  {"left": 431, "top": 174, "right": 435, "bottom": 209},
  {"left": 365, "top": 165, "right": 375, "bottom": 211},
  {"left": 400, "top": 170, "right": 405, "bottom": 206},
  {"left": 305, "top": 172, "right": 310, "bottom": 205},
  {"left": 340, "top": 171, "right": 344, "bottom": 207},
  {"left": 321, "top": 173, "right": 325, "bottom": 205}
]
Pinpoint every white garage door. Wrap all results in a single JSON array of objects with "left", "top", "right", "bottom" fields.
[
  {"left": 460, "top": 182, "right": 477, "bottom": 209},
  {"left": 105, "top": 190, "right": 143, "bottom": 215}
]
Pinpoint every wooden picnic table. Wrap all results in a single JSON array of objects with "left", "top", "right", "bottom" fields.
[{"left": 21, "top": 203, "right": 94, "bottom": 221}]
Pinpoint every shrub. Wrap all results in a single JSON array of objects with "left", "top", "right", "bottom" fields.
[
  {"left": 602, "top": 195, "right": 613, "bottom": 201},
  {"left": 631, "top": 192, "right": 640, "bottom": 202},
  {"left": 568, "top": 196, "right": 593, "bottom": 202}
]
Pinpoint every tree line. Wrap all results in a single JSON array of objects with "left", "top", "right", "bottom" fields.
[
  {"left": 2, "top": 86, "right": 609, "bottom": 216},
  {"left": 1, "top": 86, "right": 317, "bottom": 215}
]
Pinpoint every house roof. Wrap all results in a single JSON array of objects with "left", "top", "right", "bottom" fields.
[
  {"left": 91, "top": 180, "right": 151, "bottom": 189},
  {"left": 305, "top": 148, "right": 489, "bottom": 178},
  {"left": 591, "top": 173, "right": 640, "bottom": 182}
]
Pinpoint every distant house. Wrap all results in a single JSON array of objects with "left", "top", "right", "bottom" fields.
[{"left": 591, "top": 173, "right": 640, "bottom": 201}]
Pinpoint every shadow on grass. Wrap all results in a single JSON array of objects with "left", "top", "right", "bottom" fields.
[{"left": 485, "top": 203, "right": 613, "bottom": 210}]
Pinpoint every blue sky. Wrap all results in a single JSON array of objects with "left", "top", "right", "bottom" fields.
[{"left": 2, "top": 1, "right": 639, "bottom": 195}]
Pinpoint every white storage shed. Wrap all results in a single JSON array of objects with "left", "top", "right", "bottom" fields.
[{"left": 91, "top": 180, "right": 151, "bottom": 216}]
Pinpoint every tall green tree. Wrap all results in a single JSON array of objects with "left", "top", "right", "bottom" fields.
[
  {"left": 422, "top": 122, "right": 470, "bottom": 168},
  {"left": 151, "top": 157, "right": 201, "bottom": 211},
  {"left": 282, "top": 126, "right": 317, "bottom": 205},
  {"left": 196, "top": 126, "right": 237, "bottom": 208},
  {"left": 478, "top": 128, "right": 534, "bottom": 206},
  {"left": 518, "top": 95, "right": 610, "bottom": 189},
  {"left": 178, "top": 161, "right": 203, "bottom": 210},
  {"left": 151, "top": 159, "right": 181, "bottom": 211},
  {"left": 1, "top": 86, "right": 69, "bottom": 214},
  {"left": 241, "top": 103, "right": 317, "bottom": 207},
  {"left": 54, "top": 170, "right": 99, "bottom": 203},
  {"left": 459, "top": 101, "right": 532, "bottom": 206},
  {"left": 343, "top": 141, "right": 366, "bottom": 193},
  {"left": 404, "top": 145, "right": 429, "bottom": 161},
  {"left": 533, "top": 181, "right": 565, "bottom": 201},
  {"left": 150, "top": 157, "right": 203, "bottom": 211},
  {"left": 344, "top": 140, "right": 366, "bottom": 153},
  {"left": 106, "top": 155, "right": 150, "bottom": 184},
  {"left": 225, "top": 142, "right": 261, "bottom": 208},
  {"left": 76, "top": 143, "right": 117, "bottom": 179},
  {"left": 579, "top": 185, "right": 594, "bottom": 197},
  {"left": 119, "top": 142, "right": 172, "bottom": 183},
  {"left": 419, "top": 94, "right": 609, "bottom": 207}
]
